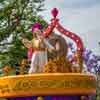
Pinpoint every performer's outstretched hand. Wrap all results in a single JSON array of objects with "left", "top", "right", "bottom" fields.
[{"left": 21, "top": 37, "right": 33, "bottom": 48}]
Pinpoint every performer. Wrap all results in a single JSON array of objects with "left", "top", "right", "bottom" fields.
[
  {"left": 21, "top": 23, "right": 54, "bottom": 73},
  {"left": 43, "top": 32, "right": 71, "bottom": 73},
  {"left": 21, "top": 23, "right": 47, "bottom": 73},
  {"left": 46, "top": 32, "right": 68, "bottom": 59}
]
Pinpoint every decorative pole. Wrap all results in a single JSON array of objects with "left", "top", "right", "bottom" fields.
[
  {"left": 42, "top": 8, "right": 59, "bottom": 37},
  {"left": 43, "top": 7, "right": 84, "bottom": 72}
]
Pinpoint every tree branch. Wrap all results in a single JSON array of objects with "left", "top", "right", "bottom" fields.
[{"left": 0, "top": 42, "right": 13, "bottom": 46}]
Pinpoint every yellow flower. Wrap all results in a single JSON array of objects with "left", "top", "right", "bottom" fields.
[{"left": 37, "top": 96, "right": 44, "bottom": 100}]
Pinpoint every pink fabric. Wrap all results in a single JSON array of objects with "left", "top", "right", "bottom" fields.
[{"left": 27, "top": 47, "right": 33, "bottom": 61}]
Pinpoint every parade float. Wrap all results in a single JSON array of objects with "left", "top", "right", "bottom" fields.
[{"left": 0, "top": 8, "right": 97, "bottom": 100}]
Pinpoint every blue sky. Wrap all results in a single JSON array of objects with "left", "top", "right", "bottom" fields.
[{"left": 40, "top": 0, "right": 100, "bottom": 54}]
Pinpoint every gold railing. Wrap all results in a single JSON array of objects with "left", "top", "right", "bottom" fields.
[{"left": 0, "top": 73, "right": 97, "bottom": 98}]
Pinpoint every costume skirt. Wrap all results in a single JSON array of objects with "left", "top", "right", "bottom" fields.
[{"left": 29, "top": 51, "right": 47, "bottom": 73}]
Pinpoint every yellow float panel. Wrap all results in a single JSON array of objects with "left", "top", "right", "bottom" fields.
[{"left": 0, "top": 73, "right": 97, "bottom": 98}]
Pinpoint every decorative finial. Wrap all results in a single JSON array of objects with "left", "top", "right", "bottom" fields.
[{"left": 51, "top": 8, "right": 59, "bottom": 18}]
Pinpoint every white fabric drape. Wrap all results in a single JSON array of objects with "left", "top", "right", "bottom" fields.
[{"left": 28, "top": 51, "right": 47, "bottom": 73}]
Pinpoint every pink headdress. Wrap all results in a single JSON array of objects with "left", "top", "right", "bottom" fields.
[{"left": 31, "top": 23, "right": 42, "bottom": 33}]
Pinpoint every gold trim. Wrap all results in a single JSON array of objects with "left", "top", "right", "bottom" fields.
[{"left": 0, "top": 73, "right": 97, "bottom": 97}]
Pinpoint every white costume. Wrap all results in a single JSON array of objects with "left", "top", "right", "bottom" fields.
[
  {"left": 28, "top": 38, "right": 55, "bottom": 73},
  {"left": 28, "top": 38, "right": 48, "bottom": 73},
  {"left": 29, "top": 51, "right": 47, "bottom": 73}
]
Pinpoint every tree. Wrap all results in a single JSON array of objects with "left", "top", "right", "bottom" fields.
[{"left": 0, "top": 0, "right": 48, "bottom": 67}]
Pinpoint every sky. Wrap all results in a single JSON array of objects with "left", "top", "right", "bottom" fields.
[{"left": 40, "top": 0, "right": 100, "bottom": 54}]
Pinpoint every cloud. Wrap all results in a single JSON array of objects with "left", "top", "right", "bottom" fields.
[
  {"left": 41, "top": 0, "right": 100, "bottom": 54},
  {"left": 63, "top": 5, "right": 100, "bottom": 54},
  {"left": 45, "top": 0, "right": 100, "bottom": 8}
]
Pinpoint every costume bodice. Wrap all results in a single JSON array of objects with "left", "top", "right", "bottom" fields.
[{"left": 31, "top": 38, "right": 45, "bottom": 49}]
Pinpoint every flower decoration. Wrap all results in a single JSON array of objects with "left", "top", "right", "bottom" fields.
[{"left": 68, "top": 42, "right": 100, "bottom": 73}]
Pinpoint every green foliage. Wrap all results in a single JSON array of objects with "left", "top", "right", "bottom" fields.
[
  {"left": 0, "top": 0, "right": 47, "bottom": 68},
  {"left": 97, "top": 96, "right": 100, "bottom": 100}
]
